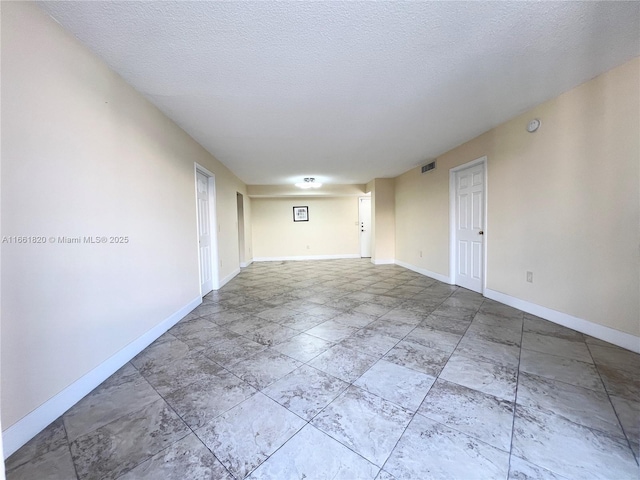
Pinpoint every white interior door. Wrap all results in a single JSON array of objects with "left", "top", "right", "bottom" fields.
[
  {"left": 359, "top": 196, "right": 372, "bottom": 258},
  {"left": 196, "top": 170, "right": 214, "bottom": 294},
  {"left": 454, "top": 163, "right": 485, "bottom": 293}
]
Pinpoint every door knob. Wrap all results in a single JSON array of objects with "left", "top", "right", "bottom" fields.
[{"left": 479, "top": 231, "right": 484, "bottom": 235}]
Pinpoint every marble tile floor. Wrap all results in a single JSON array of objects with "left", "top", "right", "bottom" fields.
[{"left": 5, "top": 259, "right": 639, "bottom": 479}]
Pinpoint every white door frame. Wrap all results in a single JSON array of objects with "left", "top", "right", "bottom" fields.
[
  {"left": 449, "top": 156, "right": 488, "bottom": 292},
  {"left": 358, "top": 195, "right": 372, "bottom": 258},
  {"left": 195, "top": 163, "right": 220, "bottom": 293},
  {"left": 237, "top": 192, "right": 246, "bottom": 267}
]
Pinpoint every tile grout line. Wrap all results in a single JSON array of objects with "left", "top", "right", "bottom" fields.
[
  {"left": 127, "top": 359, "right": 236, "bottom": 480},
  {"left": 584, "top": 341, "right": 640, "bottom": 467},
  {"left": 506, "top": 310, "right": 525, "bottom": 479}
]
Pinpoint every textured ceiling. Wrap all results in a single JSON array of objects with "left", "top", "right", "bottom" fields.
[{"left": 37, "top": 1, "right": 639, "bottom": 185}]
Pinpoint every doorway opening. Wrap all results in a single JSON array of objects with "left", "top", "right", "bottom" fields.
[
  {"left": 359, "top": 196, "right": 372, "bottom": 258},
  {"left": 195, "top": 165, "right": 219, "bottom": 295},
  {"left": 237, "top": 192, "right": 246, "bottom": 267}
]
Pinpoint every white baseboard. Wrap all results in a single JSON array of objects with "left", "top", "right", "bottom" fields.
[
  {"left": 484, "top": 289, "right": 640, "bottom": 354},
  {"left": 218, "top": 268, "right": 241, "bottom": 289},
  {"left": 253, "top": 254, "right": 360, "bottom": 262},
  {"left": 394, "top": 259, "right": 453, "bottom": 284},
  {"left": 240, "top": 260, "right": 253, "bottom": 268},
  {"left": 2, "top": 296, "right": 202, "bottom": 459},
  {"left": 372, "top": 258, "right": 395, "bottom": 265}
]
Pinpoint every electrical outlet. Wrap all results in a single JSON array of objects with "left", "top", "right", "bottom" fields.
[
  {"left": 306, "top": 245, "right": 310, "bottom": 250},
  {"left": 526, "top": 271, "right": 533, "bottom": 283}
]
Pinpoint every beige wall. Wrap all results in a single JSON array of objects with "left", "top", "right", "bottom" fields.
[
  {"left": 251, "top": 197, "right": 359, "bottom": 259},
  {"left": 366, "top": 179, "right": 396, "bottom": 264},
  {"left": 371, "top": 179, "right": 396, "bottom": 264},
  {"left": 1, "top": 2, "right": 249, "bottom": 430},
  {"left": 395, "top": 58, "right": 640, "bottom": 336}
]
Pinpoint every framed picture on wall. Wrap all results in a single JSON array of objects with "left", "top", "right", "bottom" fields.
[{"left": 293, "top": 206, "right": 309, "bottom": 222}]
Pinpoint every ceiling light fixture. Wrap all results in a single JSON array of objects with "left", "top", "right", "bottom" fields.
[{"left": 295, "top": 177, "right": 322, "bottom": 189}]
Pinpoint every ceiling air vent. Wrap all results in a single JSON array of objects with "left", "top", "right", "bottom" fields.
[{"left": 421, "top": 161, "right": 436, "bottom": 174}]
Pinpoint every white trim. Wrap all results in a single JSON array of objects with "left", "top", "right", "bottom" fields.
[
  {"left": 218, "top": 268, "right": 241, "bottom": 289},
  {"left": 240, "top": 260, "right": 253, "bottom": 268},
  {"left": 395, "top": 259, "right": 453, "bottom": 284},
  {"left": 2, "top": 296, "right": 202, "bottom": 459},
  {"left": 253, "top": 254, "right": 360, "bottom": 262},
  {"left": 484, "top": 288, "right": 640, "bottom": 353},
  {"left": 358, "top": 196, "right": 372, "bottom": 259},
  {"left": 449, "top": 156, "right": 488, "bottom": 293},
  {"left": 195, "top": 164, "right": 220, "bottom": 292},
  {"left": 372, "top": 258, "right": 395, "bottom": 265}
]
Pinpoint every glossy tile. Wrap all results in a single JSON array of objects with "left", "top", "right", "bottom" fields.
[
  {"left": 308, "top": 344, "right": 379, "bottom": 382},
  {"left": 512, "top": 404, "right": 638, "bottom": 480},
  {"left": 508, "top": 455, "right": 569, "bottom": 480},
  {"left": 523, "top": 314, "right": 584, "bottom": 342},
  {"left": 516, "top": 371, "right": 624, "bottom": 438},
  {"left": 272, "top": 332, "right": 334, "bottom": 362},
  {"left": 519, "top": 349, "right": 604, "bottom": 393},
  {"left": 419, "top": 379, "right": 514, "bottom": 451},
  {"left": 136, "top": 350, "right": 224, "bottom": 396},
  {"left": 11, "top": 259, "right": 640, "bottom": 480},
  {"left": 119, "top": 433, "right": 233, "bottom": 480},
  {"left": 404, "top": 323, "right": 462, "bottom": 354},
  {"left": 189, "top": 302, "right": 227, "bottom": 317},
  {"left": 365, "top": 318, "right": 417, "bottom": 339},
  {"left": 353, "top": 302, "right": 393, "bottom": 317},
  {"left": 332, "top": 311, "right": 378, "bottom": 328},
  {"left": 430, "top": 304, "right": 477, "bottom": 322},
  {"left": 5, "top": 419, "right": 68, "bottom": 473},
  {"left": 263, "top": 365, "right": 349, "bottom": 420},
  {"left": 249, "top": 322, "right": 299, "bottom": 346},
  {"left": 588, "top": 344, "right": 640, "bottom": 401},
  {"left": 338, "top": 328, "right": 399, "bottom": 357},
  {"left": 164, "top": 370, "right": 257, "bottom": 429},
  {"left": 195, "top": 393, "right": 305, "bottom": 479},
  {"left": 131, "top": 334, "right": 189, "bottom": 371},
  {"left": 306, "top": 319, "right": 360, "bottom": 342},
  {"left": 70, "top": 398, "right": 190, "bottom": 480},
  {"left": 354, "top": 359, "right": 436, "bottom": 411},
  {"left": 384, "top": 340, "right": 450, "bottom": 376},
  {"left": 610, "top": 395, "right": 640, "bottom": 459},
  {"left": 6, "top": 444, "right": 76, "bottom": 480},
  {"left": 202, "top": 335, "right": 267, "bottom": 367},
  {"left": 521, "top": 332, "right": 592, "bottom": 363},
  {"left": 168, "top": 317, "right": 233, "bottom": 351},
  {"left": 305, "top": 304, "right": 343, "bottom": 321},
  {"left": 225, "top": 315, "right": 269, "bottom": 335},
  {"left": 478, "top": 301, "right": 523, "bottom": 321},
  {"left": 385, "top": 414, "right": 510, "bottom": 479},
  {"left": 247, "top": 425, "right": 379, "bottom": 479},
  {"left": 205, "top": 309, "right": 249, "bottom": 326},
  {"left": 465, "top": 321, "right": 522, "bottom": 347},
  {"left": 312, "top": 386, "right": 413, "bottom": 466},
  {"left": 473, "top": 312, "right": 523, "bottom": 331},
  {"left": 455, "top": 334, "right": 520, "bottom": 368},
  {"left": 64, "top": 363, "right": 160, "bottom": 441},
  {"left": 421, "top": 314, "right": 470, "bottom": 335},
  {"left": 440, "top": 353, "right": 517, "bottom": 401},
  {"left": 379, "top": 308, "right": 425, "bottom": 324},
  {"left": 227, "top": 349, "right": 303, "bottom": 389}
]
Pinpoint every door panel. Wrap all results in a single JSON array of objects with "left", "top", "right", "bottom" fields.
[
  {"left": 197, "top": 171, "right": 213, "bottom": 294},
  {"left": 359, "top": 197, "right": 372, "bottom": 258},
  {"left": 454, "top": 163, "right": 484, "bottom": 293}
]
